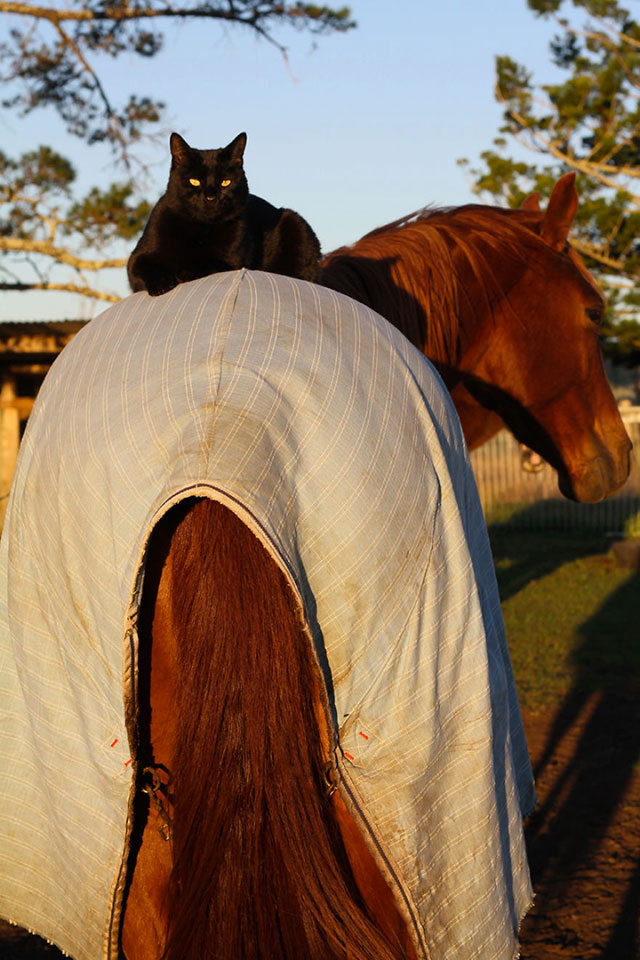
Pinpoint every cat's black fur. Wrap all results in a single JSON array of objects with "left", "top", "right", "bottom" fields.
[{"left": 127, "top": 132, "right": 321, "bottom": 295}]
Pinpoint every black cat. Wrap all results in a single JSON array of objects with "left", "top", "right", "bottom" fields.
[{"left": 127, "top": 132, "right": 321, "bottom": 296}]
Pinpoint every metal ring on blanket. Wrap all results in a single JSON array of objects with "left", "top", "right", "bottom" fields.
[
  {"left": 142, "top": 764, "right": 173, "bottom": 842},
  {"left": 324, "top": 762, "right": 338, "bottom": 799}
]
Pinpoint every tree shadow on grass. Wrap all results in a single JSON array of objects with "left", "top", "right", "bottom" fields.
[
  {"left": 487, "top": 493, "right": 640, "bottom": 604},
  {"left": 489, "top": 526, "right": 614, "bottom": 604},
  {"left": 500, "top": 521, "right": 640, "bottom": 958}
]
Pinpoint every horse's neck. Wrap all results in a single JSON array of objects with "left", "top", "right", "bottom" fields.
[
  {"left": 427, "top": 216, "right": 535, "bottom": 380},
  {"left": 321, "top": 218, "right": 509, "bottom": 377}
]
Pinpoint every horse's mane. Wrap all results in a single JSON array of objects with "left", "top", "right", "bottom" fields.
[
  {"left": 156, "top": 498, "right": 406, "bottom": 960},
  {"left": 320, "top": 205, "right": 544, "bottom": 366}
]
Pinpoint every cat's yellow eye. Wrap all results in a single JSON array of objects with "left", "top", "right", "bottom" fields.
[
  {"left": 189, "top": 178, "right": 201, "bottom": 187},
  {"left": 221, "top": 179, "right": 231, "bottom": 187}
]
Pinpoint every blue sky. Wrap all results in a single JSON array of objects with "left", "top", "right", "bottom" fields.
[{"left": 1, "top": 0, "right": 563, "bottom": 319}]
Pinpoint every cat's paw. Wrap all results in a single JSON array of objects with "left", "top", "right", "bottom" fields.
[
  {"left": 128, "top": 256, "right": 178, "bottom": 296},
  {"left": 145, "top": 276, "right": 178, "bottom": 297}
]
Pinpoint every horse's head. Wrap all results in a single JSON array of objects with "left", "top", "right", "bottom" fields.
[
  {"left": 458, "top": 174, "right": 631, "bottom": 503},
  {"left": 320, "top": 176, "right": 632, "bottom": 503}
]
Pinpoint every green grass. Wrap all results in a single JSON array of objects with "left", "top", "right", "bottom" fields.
[{"left": 488, "top": 528, "right": 640, "bottom": 713}]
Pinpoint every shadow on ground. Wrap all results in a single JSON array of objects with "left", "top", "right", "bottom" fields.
[
  {"left": 2, "top": 525, "right": 638, "bottom": 959},
  {"left": 491, "top": 514, "right": 640, "bottom": 959}
]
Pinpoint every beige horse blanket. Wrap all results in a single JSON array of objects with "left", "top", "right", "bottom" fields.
[{"left": 0, "top": 270, "right": 534, "bottom": 959}]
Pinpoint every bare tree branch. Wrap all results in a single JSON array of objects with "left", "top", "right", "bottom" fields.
[
  {"left": 0, "top": 279, "right": 120, "bottom": 300},
  {"left": 571, "top": 237, "right": 627, "bottom": 272},
  {"left": 0, "top": 237, "right": 126, "bottom": 270}
]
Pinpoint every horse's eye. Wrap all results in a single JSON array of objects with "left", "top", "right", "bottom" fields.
[
  {"left": 221, "top": 179, "right": 231, "bottom": 187},
  {"left": 189, "top": 178, "right": 201, "bottom": 187},
  {"left": 586, "top": 307, "right": 604, "bottom": 327}
]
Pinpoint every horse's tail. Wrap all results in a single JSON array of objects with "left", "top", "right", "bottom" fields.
[{"left": 160, "top": 497, "right": 408, "bottom": 960}]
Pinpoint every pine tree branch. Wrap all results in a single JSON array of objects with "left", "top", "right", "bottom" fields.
[
  {"left": 570, "top": 237, "right": 627, "bottom": 273},
  {"left": 590, "top": 11, "right": 640, "bottom": 52},
  {"left": 50, "top": 19, "right": 131, "bottom": 163},
  {"left": 1, "top": 1, "right": 353, "bottom": 159},
  {"left": 0, "top": 1, "right": 229, "bottom": 23},
  {"left": 0, "top": 0, "right": 290, "bottom": 68},
  {"left": 497, "top": 85, "right": 640, "bottom": 195},
  {"left": 554, "top": 15, "right": 640, "bottom": 92},
  {"left": 0, "top": 1, "right": 350, "bottom": 31}
]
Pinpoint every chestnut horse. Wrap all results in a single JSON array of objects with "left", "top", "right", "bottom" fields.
[
  {"left": 320, "top": 174, "right": 631, "bottom": 503},
  {"left": 122, "top": 497, "right": 417, "bottom": 960}
]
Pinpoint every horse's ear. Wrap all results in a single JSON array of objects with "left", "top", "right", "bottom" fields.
[
  {"left": 540, "top": 172, "right": 578, "bottom": 250},
  {"left": 520, "top": 192, "right": 540, "bottom": 212}
]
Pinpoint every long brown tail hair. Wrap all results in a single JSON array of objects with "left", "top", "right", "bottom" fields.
[{"left": 156, "top": 497, "right": 406, "bottom": 960}]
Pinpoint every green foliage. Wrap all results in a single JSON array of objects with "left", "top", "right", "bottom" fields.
[
  {"left": 1, "top": 147, "right": 75, "bottom": 240},
  {"left": 463, "top": 0, "right": 640, "bottom": 366},
  {"left": 0, "top": 147, "right": 147, "bottom": 242},
  {"left": 66, "top": 185, "right": 151, "bottom": 245},
  {"left": 283, "top": 4, "right": 355, "bottom": 31},
  {"left": 0, "top": 147, "right": 150, "bottom": 299},
  {"left": 2, "top": 146, "right": 75, "bottom": 200}
]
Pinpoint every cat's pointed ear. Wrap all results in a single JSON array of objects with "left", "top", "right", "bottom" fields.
[
  {"left": 170, "top": 133, "right": 192, "bottom": 166},
  {"left": 228, "top": 132, "right": 247, "bottom": 164}
]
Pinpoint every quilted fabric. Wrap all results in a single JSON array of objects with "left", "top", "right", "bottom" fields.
[{"left": 0, "top": 270, "right": 534, "bottom": 959}]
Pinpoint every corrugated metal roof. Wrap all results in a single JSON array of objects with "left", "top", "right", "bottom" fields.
[{"left": 0, "top": 322, "right": 87, "bottom": 358}]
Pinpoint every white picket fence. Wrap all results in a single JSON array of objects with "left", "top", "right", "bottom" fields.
[{"left": 469, "top": 408, "right": 640, "bottom": 534}]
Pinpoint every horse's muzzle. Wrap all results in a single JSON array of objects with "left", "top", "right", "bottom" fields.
[{"left": 560, "top": 434, "right": 632, "bottom": 503}]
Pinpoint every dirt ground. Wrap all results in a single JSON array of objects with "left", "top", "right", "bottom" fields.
[
  {"left": 1, "top": 699, "right": 639, "bottom": 959},
  {"left": 518, "top": 697, "right": 640, "bottom": 960}
]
